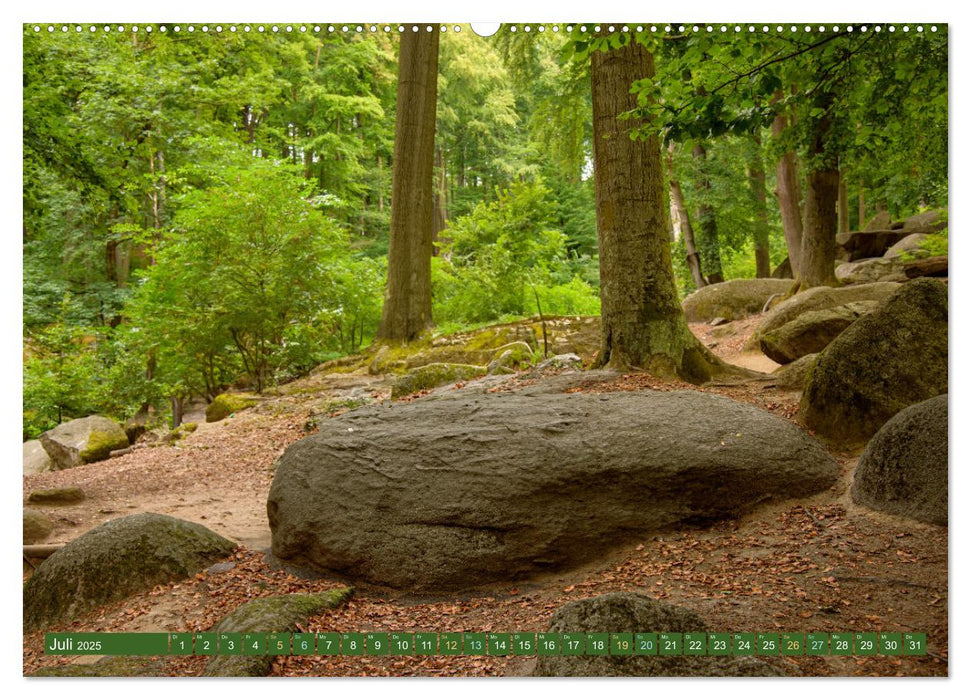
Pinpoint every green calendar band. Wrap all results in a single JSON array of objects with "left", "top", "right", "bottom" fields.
[{"left": 42, "top": 631, "right": 928, "bottom": 656}]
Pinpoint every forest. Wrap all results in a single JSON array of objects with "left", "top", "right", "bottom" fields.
[{"left": 23, "top": 23, "right": 948, "bottom": 679}]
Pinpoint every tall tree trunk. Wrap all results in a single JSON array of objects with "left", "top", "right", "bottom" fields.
[
  {"left": 837, "top": 172, "right": 850, "bottom": 233},
  {"left": 747, "top": 136, "right": 772, "bottom": 278},
  {"left": 691, "top": 143, "right": 724, "bottom": 284},
  {"left": 798, "top": 89, "right": 840, "bottom": 289},
  {"left": 377, "top": 27, "right": 439, "bottom": 342},
  {"left": 432, "top": 145, "right": 447, "bottom": 256},
  {"left": 590, "top": 35, "right": 719, "bottom": 383},
  {"left": 665, "top": 142, "right": 705, "bottom": 289},
  {"left": 771, "top": 108, "right": 804, "bottom": 277},
  {"left": 858, "top": 184, "right": 866, "bottom": 230}
]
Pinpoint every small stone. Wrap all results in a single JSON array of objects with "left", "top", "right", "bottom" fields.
[{"left": 27, "top": 487, "right": 86, "bottom": 505}]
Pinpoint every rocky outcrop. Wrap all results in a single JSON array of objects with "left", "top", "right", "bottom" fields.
[
  {"left": 682, "top": 279, "right": 793, "bottom": 322},
  {"left": 390, "top": 362, "right": 486, "bottom": 398},
  {"left": 24, "top": 508, "right": 54, "bottom": 544},
  {"left": 39, "top": 415, "right": 129, "bottom": 469},
  {"left": 799, "top": 279, "right": 947, "bottom": 445},
  {"left": 268, "top": 387, "right": 838, "bottom": 591},
  {"left": 759, "top": 301, "right": 877, "bottom": 364},
  {"left": 205, "top": 393, "right": 259, "bottom": 423},
  {"left": 852, "top": 395, "right": 947, "bottom": 525},
  {"left": 23, "top": 439, "right": 52, "bottom": 476},
  {"left": 24, "top": 513, "right": 235, "bottom": 631}
]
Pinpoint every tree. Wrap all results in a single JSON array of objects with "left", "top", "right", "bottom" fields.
[
  {"left": 588, "top": 33, "right": 721, "bottom": 382},
  {"left": 377, "top": 27, "right": 440, "bottom": 342}
]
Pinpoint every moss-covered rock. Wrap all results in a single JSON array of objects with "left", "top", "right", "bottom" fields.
[
  {"left": 202, "top": 589, "right": 353, "bottom": 676},
  {"left": 40, "top": 415, "right": 129, "bottom": 469},
  {"left": 163, "top": 422, "right": 198, "bottom": 443},
  {"left": 799, "top": 279, "right": 948, "bottom": 446},
  {"left": 534, "top": 594, "right": 784, "bottom": 677},
  {"left": 759, "top": 301, "right": 877, "bottom": 364},
  {"left": 390, "top": 363, "right": 486, "bottom": 398},
  {"left": 751, "top": 282, "right": 901, "bottom": 350},
  {"left": 205, "top": 394, "right": 258, "bottom": 423},
  {"left": 772, "top": 353, "right": 819, "bottom": 391},
  {"left": 31, "top": 656, "right": 167, "bottom": 677},
  {"left": 24, "top": 508, "right": 54, "bottom": 544},
  {"left": 682, "top": 279, "right": 793, "bottom": 323},
  {"left": 27, "top": 486, "right": 86, "bottom": 505},
  {"left": 487, "top": 342, "right": 535, "bottom": 374},
  {"left": 852, "top": 394, "right": 947, "bottom": 525},
  {"left": 23, "top": 513, "right": 236, "bottom": 631}
]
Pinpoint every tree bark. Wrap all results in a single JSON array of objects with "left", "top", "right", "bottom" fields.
[
  {"left": 747, "top": 135, "right": 772, "bottom": 278},
  {"left": 377, "top": 27, "right": 440, "bottom": 342},
  {"left": 771, "top": 109, "right": 804, "bottom": 277},
  {"left": 691, "top": 143, "right": 724, "bottom": 284},
  {"left": 838, "top": 172, "right": 850, "bottom": 233},
  {"left": 858, "top": 185, "right": 866, "bottom": 231},
  {"left": 798, "top": 89, "right": 840, "bottom": 289},
  {"left": 665, "top": 142, "right": 705, "bottom": 289},
  {"left": 590, "top": 35, "right": 719, "bottom": 383}
]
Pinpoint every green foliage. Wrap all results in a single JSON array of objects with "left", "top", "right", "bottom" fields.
[
  {"left": 433, "top": 180, "right": 599, "bottom": 324},
  {"left": 127, "top": 160, "right": 352, "bottom": 394}
]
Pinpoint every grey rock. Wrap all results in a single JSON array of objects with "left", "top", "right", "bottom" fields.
[
  {"left": 27, "top": 486, "right": 86, "bottom": 505},
  {"left": 760, "top": 301, "right": 878, "bottom": 364},
  {"left": 772, "top": 353, "right": 819, "bottom": 391},
  {"left": 852, "top": 395, "right": 947, "bottom": 525},
  {"left": 682, "top": 279, "right": 793, "bottom": 322},
  {"left": 753, "top": 282, "right": 900, "bottom": 347},
  {"left": 390, "top": 362, "right": 485, "bottom": 399},
  {"left": 203, "top": 590, "right": 352, "bottom": 676},
  {"left": 864, "top": 211, "right": 893, "bottom": 231},
  {"left": 836, "top": 257, "right": 908, "bottom": 284},
  {"left": 800, "top": 279, "right": 947, "bottom": 445},
  {"left": 533, "top": 593, "right": 784, "bottom": 677},
  {"left": 268, "top": 388, "right": 838, "bottom": 591},
  {"left": 24, "top": 513, "right": 235, "bottom": 631},
  {"left": 884, "top": 233, "right": 931, "bottom": 259},
  {"left": 534, "top": 353, "right": 583, "bottom": 371},
  {"left": 40, "top": 415, "right": 129, "bottom": 469},
  {"left": 23, "top": 439, "right": 52, "bottom": 476},
  {"left": 24, "top": 508, "right": 54, "bottom": 545}
]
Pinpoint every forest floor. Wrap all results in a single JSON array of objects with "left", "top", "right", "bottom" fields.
[{"left": 22, "top": 315, "right": 948, "bottom": 677}]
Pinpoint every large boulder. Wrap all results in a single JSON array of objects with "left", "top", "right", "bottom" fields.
[
  {"left": 24, "top": 508, "right": 54, "bottom": 544},
  {"left": 533, "top": 593, "right": 782, "bottom": 677},
  {"left": 268, "top": 388, "right": 838, "bottom": 591},
  {"left": 23, "top": 513, "right": 235, "bottom": 631},
  {"left": 884, "top": 233, "right": 931, "bottom": 259},
  {"left": 202, "top": 590, "right": 353, "bottom": 677},
  {"left": 759, "top": 301, "right": 878, "bottom": 364},
  {"left": 23, "top": 439, "right": 52, "bottom": 476},
  {"left": 799, "top": 279, "right": 947, "bottom": 445},
  {"left": 39, "top": 415, "right": 129, "bottom": 469},
  {"left": 837, "top": 230, "right": 912, "bottom": 262},
  {"left": 851, "top": 395, "right": 947, "bottom": 525},
  {"left": 753, "top": 282, "right": 900, "bottom": 345},
  {"left": 835, "top": 258, "right": 908, "bottom": 285},
  {"left": 682, "top": 279, "right": 792, "bottom": 323},
  {"left": 772, "top": 353, "right": 819, "bottom": 391}
]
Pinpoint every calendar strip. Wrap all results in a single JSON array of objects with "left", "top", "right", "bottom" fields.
[{"left": 44, "top": 631, "right": 926, "bottom": 656}]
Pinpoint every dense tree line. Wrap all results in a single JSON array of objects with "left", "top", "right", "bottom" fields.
[{"left": 23, "top": 24, "right": 947, "bottom": 434}]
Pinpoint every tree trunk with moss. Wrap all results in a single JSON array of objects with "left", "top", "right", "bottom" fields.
[
  {"left": 590, "top": 36, "right": 720, "bottom": 383},
  {"left": 377, "top": 28, "right": 439, "bottom": 342},
  {"left": 798, "top": 88, "right": 840, "bottom": 290}
]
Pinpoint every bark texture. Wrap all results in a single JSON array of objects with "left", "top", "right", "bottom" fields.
[
  {"left": 377, "top": 28, "right": 440, "bottom": 341},
  {"left": 799, "top": 90, "right": 840, "bottom": 289},
  {"left": 590, "top": 38, "right": 715, "bottom": 382},
  {"left": 771, "top": 109, "right": 804, "bottom": 277}
]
